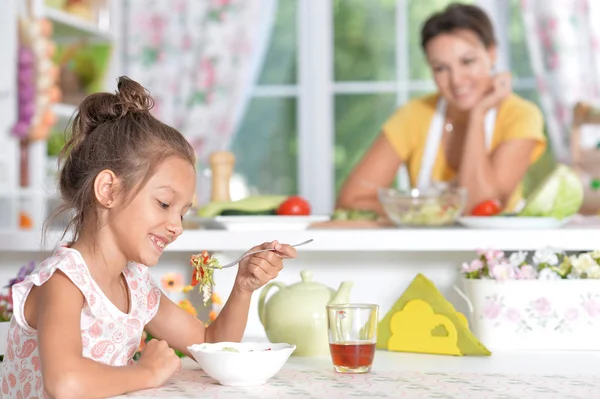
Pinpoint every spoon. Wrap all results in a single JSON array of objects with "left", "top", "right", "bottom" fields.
[{"left": 209, "top": 239, "right": 314, "bottom": 269}]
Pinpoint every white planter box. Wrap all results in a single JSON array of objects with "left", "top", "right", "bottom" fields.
[{"left": 460, "top": 278, "right": 600, "bottom": 351}]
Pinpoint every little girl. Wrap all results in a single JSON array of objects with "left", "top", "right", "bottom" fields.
[{"left": 1, "top": 77, "right": 296, "bottom": 399}]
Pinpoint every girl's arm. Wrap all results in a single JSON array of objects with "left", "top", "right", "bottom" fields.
[
  {"left": 37, "top": 271, "right": 180, "bottom": 399},
  {"left": 144, "top": 284, "right": 251, "bottom": 358},
  {"left": 337, "top": 133, "right": 403, "bottom": 215},
  {"left": 146, "top": 242, "right": 296, "bottom": 357}
]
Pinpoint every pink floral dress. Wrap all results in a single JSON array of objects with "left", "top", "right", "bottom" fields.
[{"left": 0, "top": 246, "right": 161, "bottom": 399}]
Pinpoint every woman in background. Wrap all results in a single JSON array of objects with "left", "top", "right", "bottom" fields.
[{"left": 337, "top": 3, "right": 546, "bottom": 215}]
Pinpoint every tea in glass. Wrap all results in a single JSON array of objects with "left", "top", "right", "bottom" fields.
[{"left": 326, "top": 304, "right": 379, "bottom": 373}]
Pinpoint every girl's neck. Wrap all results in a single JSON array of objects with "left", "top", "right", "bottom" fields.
[{"left": 71, "top": 229, "right": 128, "bottom": 284}]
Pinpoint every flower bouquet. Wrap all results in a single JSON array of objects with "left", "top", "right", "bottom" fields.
[{"left": 458, "top": 249, "right": 600, "bottom": 351}]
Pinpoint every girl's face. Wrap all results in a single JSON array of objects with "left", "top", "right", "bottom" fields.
[
  {"left": 108, "top": 156, "right": 196, "bottom": 267},
  {"left": 425, "top": 29, "right": 496, "bottom": 111}
]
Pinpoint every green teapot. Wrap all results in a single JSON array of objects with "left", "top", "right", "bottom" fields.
[{"left": 258, "top": 270, "right": 353, "bottom": 356}]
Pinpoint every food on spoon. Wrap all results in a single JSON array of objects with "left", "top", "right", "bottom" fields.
[
  {"left": 471, "top": 199, "right": 502, "bottom": 217},
  {"left": 190, "top": 251, "right": 221, "bottom": 305}
]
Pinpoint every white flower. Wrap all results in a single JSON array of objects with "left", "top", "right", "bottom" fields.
[
  {"left": 587, "top": 264, "right": 600, "bottom": 279},
  {"left": 572, "top": 253, "right": 596, "bottom": 276},
  {"left": 538, "top": 268, "right": 561, "bottom": 280},
  {"left": 533, "top": 248, "right": 559, "bottom": 266},
  {"left": 591, "top": 250, "right": 600, "bottom": 260},
  {"left": 509, "top": 251, "right": 528, "bottom": 267},
  {"left": 490, "top": 261, "right": 516, "bottom": 281}
]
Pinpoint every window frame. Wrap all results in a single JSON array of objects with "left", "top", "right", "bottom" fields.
[{"left": 247, "top": 0, "right": 537, "bottom": 214}]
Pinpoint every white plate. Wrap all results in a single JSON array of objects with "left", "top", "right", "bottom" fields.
[
  {"left": 457, "top": 216, "right": 571, "bottom": 230},
  {"left": 196, "top": 215, "right": 330, "bottom": 231}
]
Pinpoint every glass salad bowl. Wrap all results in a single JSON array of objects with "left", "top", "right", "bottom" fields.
[{"left": 378, "top": 186, "right": 467, "bottom": 227}]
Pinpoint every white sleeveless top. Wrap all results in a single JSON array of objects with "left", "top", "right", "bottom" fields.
[{"left": 0, "top": 246, "right": 161, "bottom": 399}]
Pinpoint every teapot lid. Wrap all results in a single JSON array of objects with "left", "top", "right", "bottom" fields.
[{"left": 289, "top": 270, "right": 330, "bottom": 292}]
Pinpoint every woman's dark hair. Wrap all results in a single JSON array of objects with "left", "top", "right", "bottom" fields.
[
  {"left": 421, "top": 3, "right": 496, "bottom": 50},
  {"left": 47, "top": 76, "right": 196, "bottom": 244}
]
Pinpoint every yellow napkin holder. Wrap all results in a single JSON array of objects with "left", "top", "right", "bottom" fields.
[{"left": 376, "top": 274, "right": 490, "bottom": 356}]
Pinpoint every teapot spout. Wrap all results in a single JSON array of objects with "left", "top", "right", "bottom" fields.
[{"left": 330, "top": 281, "right": 353, "bottom": 305}]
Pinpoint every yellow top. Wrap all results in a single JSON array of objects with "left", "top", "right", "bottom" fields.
[{"left": 382, "top": 93, "right": 546, "bottom": 210}]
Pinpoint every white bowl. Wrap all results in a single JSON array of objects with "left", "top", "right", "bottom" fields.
[{"left": 187, "top": 342, "right": 296, "bottom": 386}]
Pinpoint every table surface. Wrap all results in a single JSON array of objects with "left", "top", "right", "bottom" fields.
[{"left": 112, "top": 350, "right": 600, "bottom": 399}]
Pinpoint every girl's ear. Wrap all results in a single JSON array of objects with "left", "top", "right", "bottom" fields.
[{"left": 94, "top": 169, "right": 119, "bottom": 208}]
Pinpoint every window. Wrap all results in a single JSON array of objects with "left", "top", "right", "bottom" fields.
[{"left": 231, "top": 0, "right": 538, "bottom": 213}]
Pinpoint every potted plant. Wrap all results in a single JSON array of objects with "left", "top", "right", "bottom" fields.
[{"left": 458, "top": 249, "right": 600, "bottom": 351}]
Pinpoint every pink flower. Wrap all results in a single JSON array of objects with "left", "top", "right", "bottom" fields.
[
  {"left": 516, "top": 265, "right": 538, "bottom": 280},
  {"left": 506, "top": 308, "right": 521, "bottom": 322},
  {"left": 583, "top": 300, "right": 600, "bottom": 317},
  {"left": 476, "top": 249, "right": 504, "bottom": 263},
  {"left": 461, "top": 259, "right": 484, "bottom": 273},
  {"left": 533, "top": 298, "right": 552, "bottom": 316},
  {"left": 565, "top": 308, "right": 579, "bottom": 321},
  {"left": 490, "top": 261, "right": 516, "bottom": 281},
  {"left": 483, "top": 300, "right": 502, "bottom": 319}
]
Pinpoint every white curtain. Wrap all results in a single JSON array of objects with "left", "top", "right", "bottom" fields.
[
  {"left": 124, "top": 0, "right": 277, "bottom": 163},
  {"left": 521, "top": 0, "right": 600, "bottom": 162}
]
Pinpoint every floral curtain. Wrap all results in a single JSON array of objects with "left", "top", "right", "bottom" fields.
[
  {"left": 124, "top": 0, "right": 276, "bottom": 163},
  {"left": 521, "top": 0, "right": 600, "bottom": 162}
]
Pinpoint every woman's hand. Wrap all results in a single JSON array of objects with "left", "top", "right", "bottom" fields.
[
  {"left": 475, "top": 71, "right": 512, "bottom": 114},
  {"left": 234, "top": 240, "right": 297, "bottom": 294}
]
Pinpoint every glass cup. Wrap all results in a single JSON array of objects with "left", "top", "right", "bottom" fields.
[{"left": 326, "top": 303, "right": 379, "bottom": 374}]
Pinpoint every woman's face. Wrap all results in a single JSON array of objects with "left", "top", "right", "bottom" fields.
[{"left": 425, "top": 29, "right": 496, "bottom": 111}]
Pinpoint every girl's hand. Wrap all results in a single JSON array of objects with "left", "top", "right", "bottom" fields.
[
  {"left": 235, "top": 240, "right": 297, "bottom": 294},
  {"left": 475, "top": 71, "right": 512, "bottom": 114},
  {"left": 137, "top": 339, "right": 182, "bottom": 388}
]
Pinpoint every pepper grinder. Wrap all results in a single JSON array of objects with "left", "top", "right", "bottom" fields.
[{"left": 209, "top": 151, "right": 235, "bottom": 202}]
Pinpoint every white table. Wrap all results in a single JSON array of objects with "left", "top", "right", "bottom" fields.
[{"left": 114, "top": 350, "right": 600, "bottom": 398}]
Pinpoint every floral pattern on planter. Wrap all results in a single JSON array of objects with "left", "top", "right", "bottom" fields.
[{"left": 480, "top": 289, "right": 600, "bottom": 336}]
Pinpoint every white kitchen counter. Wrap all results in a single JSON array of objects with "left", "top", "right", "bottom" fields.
[
  {"left": 3, "top": 226, "right": 600, "bottom": 339},
  {"left": 114, "top": 351, "right": 600, "bottom": 398},
  {"left": 3, "top": 225, "right": 600, "bottom": 252}
]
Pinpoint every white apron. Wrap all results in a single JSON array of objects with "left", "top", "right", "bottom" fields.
[{"left": 416, "top": 98, "right": 497, "bottom": 190}]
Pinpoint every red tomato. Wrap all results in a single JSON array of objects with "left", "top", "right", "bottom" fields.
[
  {"left": 276, "top": 196, "right": 311, "bottom": 216},
  {"left": 191, "top": 266, "right": 204, "bottom": 287},
  {"left": 471, "top": 200, "right": 502, "bottom": 216}
]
